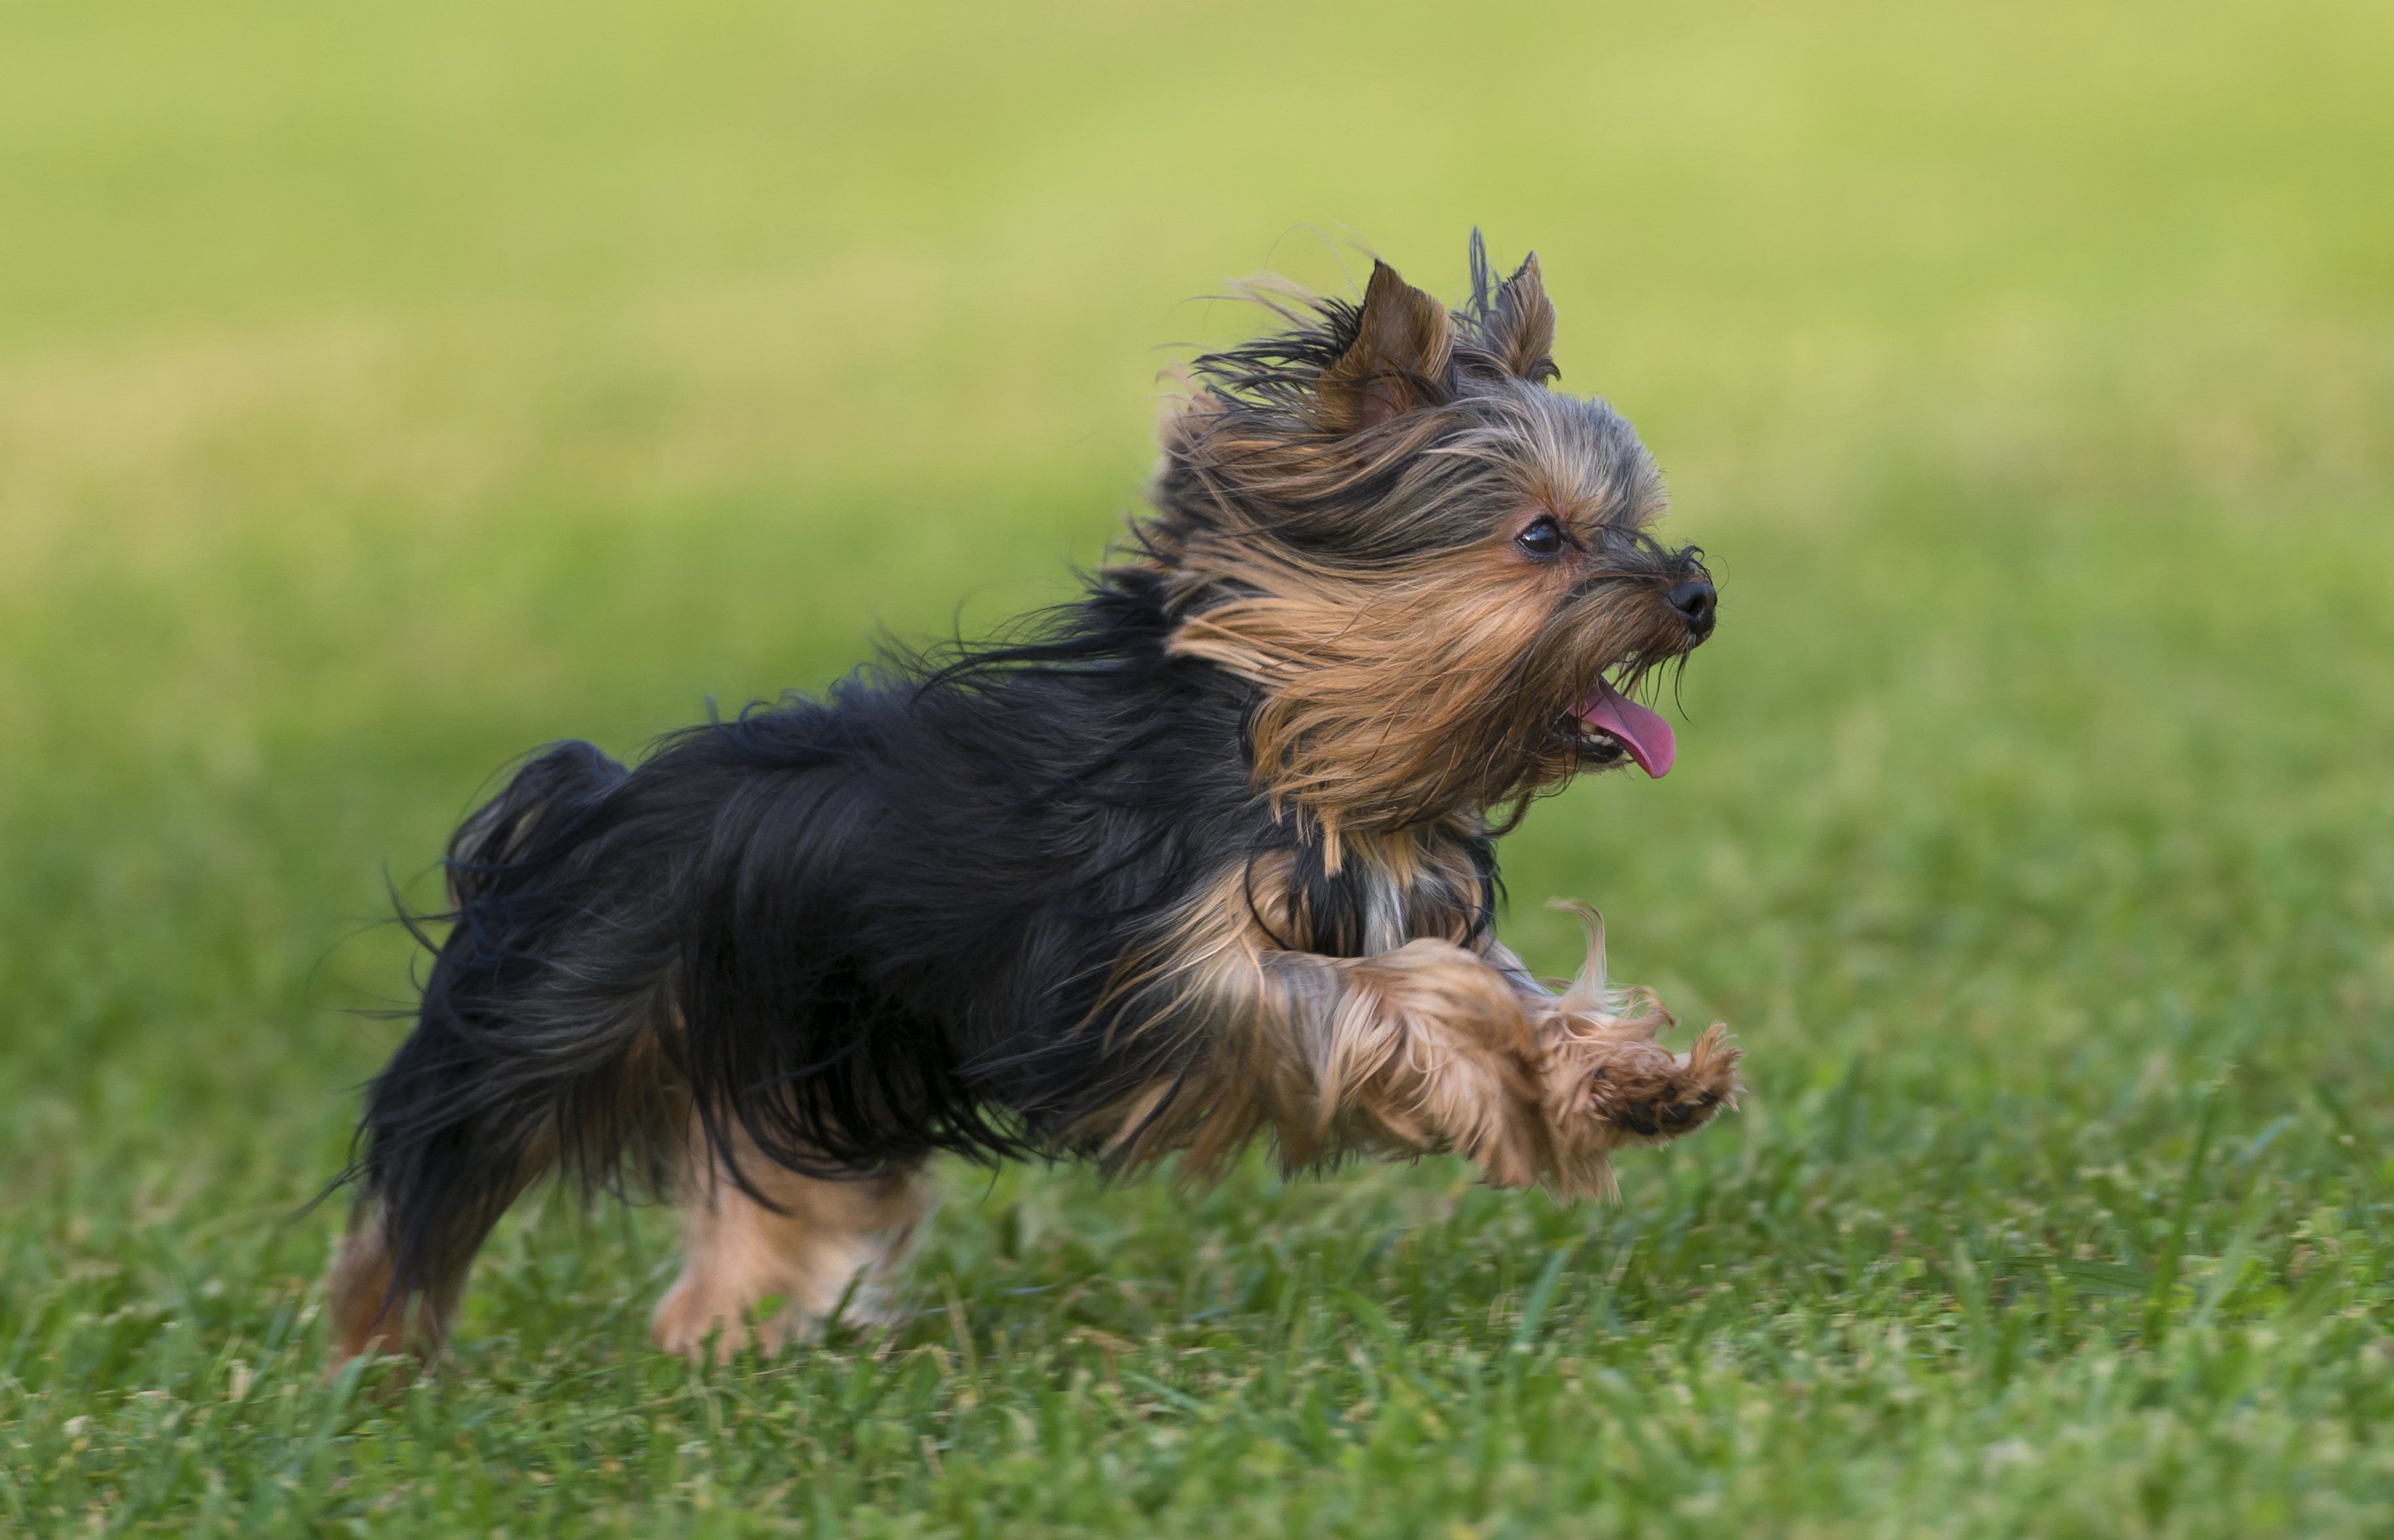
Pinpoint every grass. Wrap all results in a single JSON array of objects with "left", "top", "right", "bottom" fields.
[{"left": 3, "top": 0, "right": 2392, "bottom": 1532}]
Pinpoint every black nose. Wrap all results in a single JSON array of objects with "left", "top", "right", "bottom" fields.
[{"left": 1666, "top": 580, "right": 1717, "bottom": 637}]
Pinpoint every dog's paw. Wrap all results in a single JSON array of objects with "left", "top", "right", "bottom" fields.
[
  {"left": 651, "top": 1276, "right": 816, "bottom": 1363},
  {"left": 1572, "top": 1023, "right": 1740, "bottom": 1139},
  {"left": 1530, "top": 1015, "right": 1741, "bottom": 1197}
]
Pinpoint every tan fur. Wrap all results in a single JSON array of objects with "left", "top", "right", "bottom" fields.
[
  {"left": 1307, "top": 937, "right": 1548, "bottom": 1183},
  {"left": 1314, "top": 263, "right": 1456, "bottom": 432},
  {"left": 1151, "top": 264, "right": 1680, "bottom": 845},
  {"left": 1070, "top": 845, "right": 1736, "bottom": 1198},
  {"left": 1483, "top": 253, "right": 1558, "bottom": 382},
  {"left": 650, "top": 1121, "right": 937, "bottom": 1363},
  {"left": 327, "top": 1208, "right": 455, "bottom": 1367},
  {"left": 328, "top": 1123, "right": 560, "bottom": 1367},
  {"left": 1524, "top": 902, "right": 1742, "bottom": 1197},
  {"left": 1167, "top": 553, "right": 1584, "bottom": 853},
  {"left": 328, "top": 1098, "right": 936, "bottom": 1369}
]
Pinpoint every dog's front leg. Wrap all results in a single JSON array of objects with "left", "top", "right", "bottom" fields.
[
  {"left": 1255, "top": 939, "right": 1552, "bottom": 1187},
  {"left": 1247, "top": 935, "right": 1738, "bottom": 1198},
  {"left": 1096, "top": 935, "right": 1734, "bottom": 1195},
  {"left": 1483, "top": 927, "right": 1742, "bottom": 1197}
]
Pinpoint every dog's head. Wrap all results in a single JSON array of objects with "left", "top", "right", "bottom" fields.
[{"left": 1138, "top": 233, "right": 1716, "bottom": 847}]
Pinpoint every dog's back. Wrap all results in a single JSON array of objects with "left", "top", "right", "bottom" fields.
[{"left": 338, "top": 573, "right": 1267, "bottom": 1350}]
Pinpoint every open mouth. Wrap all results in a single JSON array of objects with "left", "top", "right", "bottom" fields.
[{"left": 1566, "top": 684, "right": 1676, "bottom": 778}]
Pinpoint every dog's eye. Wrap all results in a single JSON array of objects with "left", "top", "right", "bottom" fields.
[{"left": 1517, "top": 516, "right": 1565, "bottom": 557}]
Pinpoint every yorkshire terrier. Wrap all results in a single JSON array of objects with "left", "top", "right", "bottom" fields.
[{"left": 329, "top": 233, "right": 1740, "bottom": 1365}]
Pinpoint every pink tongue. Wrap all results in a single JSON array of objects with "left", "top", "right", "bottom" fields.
[{"left": 1574, "top": 688, "right": 1677, "bottom": 778}]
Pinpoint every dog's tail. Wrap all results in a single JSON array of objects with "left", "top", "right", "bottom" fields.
[
  {"left": 444, "top": 738, "right": 629, "bottom": 908},
  {"left": 334, "top": 741, "right": 637, "bottom": 1357}
]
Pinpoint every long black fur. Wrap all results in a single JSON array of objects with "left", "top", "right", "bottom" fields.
[{"left": 351, "top": 567, "right": 1498, "bottom": 1303}]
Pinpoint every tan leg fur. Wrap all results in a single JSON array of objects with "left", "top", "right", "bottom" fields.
[
  {"left": 1515, "top": 902, "right": 1742, "bottom": 1197},
  {"left": 328, "top": 1123, "right": 559, "bottom": 1369},
  {"left": 326, "top": 1204, "right": 463, "bottom": 1367},
  {"left": 1312, "top": 934, "right": 1738, "bottom": 1195},
  {"left": 1091, "top": 921, "right": 1736, "bottom": 1195},
  {"left": 651, "top": 1123, "right": 937, "bottom": 1363}
]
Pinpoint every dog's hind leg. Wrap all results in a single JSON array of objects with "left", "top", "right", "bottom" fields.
[
  {"left": 327, "top": 1123, "right": 557, "bottom": 1367},
  {"left": 650, "top": 1121, "right": 937, "bottom": 1363},
  {"left": 326, "top": 1201, "right": 463, "bottom": 1366}
]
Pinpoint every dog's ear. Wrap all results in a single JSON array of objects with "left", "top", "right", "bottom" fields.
[
  {"left": 1484, "top": 252, "right": 1558, "bottom": 385},
  {"left": 1314, "top": 262, "right": 1454, "bottom": 432}
]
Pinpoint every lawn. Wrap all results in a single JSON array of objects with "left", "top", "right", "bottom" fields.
[{"left": 4, "top": 0, "right": 2392, "bottom": 1533}]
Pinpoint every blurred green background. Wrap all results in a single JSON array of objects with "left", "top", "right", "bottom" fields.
[{"left": 4, "top": 0, "right": 2391, "bottom": 1533}]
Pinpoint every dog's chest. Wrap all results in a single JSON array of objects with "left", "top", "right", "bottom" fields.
[{"left": 1281, "top": 828, "right": 1488, "bottom": 958}]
